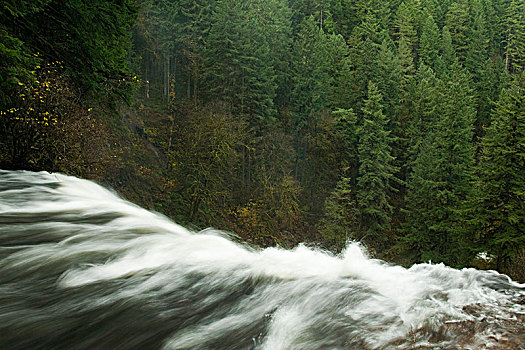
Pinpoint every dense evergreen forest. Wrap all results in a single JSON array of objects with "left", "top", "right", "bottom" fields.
[{"left": 1, "top": 0, "right": 524, "bottom": 280}]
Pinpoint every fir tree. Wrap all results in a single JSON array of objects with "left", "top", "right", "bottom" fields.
[
  {"left": 401, "top": 64, "right": 439, "bottom": 177},
  {"left": 419, "top": 13, "right": 441, "bottom": 70},
  {"left": 204, "top": 0, "right": 277, "bottom": 126},
  {"left": 505, "top": 0, "right": 525, "bottom": 73},
  {"left": 397, "top": 36, "right": 416, "bottom": 87},
  {"left": 395, "top": 2, "right": 419, "bottom": 57},
  {"left": 290, "top": 16, "right": 331, "bottom": 182},
  {"left": 470, "top": 73, "right": 525, "bottom": 270},
  {"left": 319, "top": 176, "right": 357, "bottom": 251},
  {"left": 403, "top": 65, "right": 476, "bottom": 265},
  {"left": 356, "top": 82, "right": 398, "bottom": 248},
  {"left": 345, "top": 7, "right": 386, "bottom": 112},
  {"left": 440, "top": 26, "right": 458, "bottom": 74}
]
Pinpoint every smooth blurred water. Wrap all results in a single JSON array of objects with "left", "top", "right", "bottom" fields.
[{"left": 0, "top": 170, "right": 523, "bottom": 349}]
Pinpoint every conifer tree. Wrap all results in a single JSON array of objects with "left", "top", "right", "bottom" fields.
[
  {"left": 346, "top": 7, "right": 386, "bottom": 111},
  {"left": 419, "top": 13, "right": 441, "bottom": 69},
  {"left": 376, "top": 39, "right": 404, "bottom": 185},
  {"left": 446, "top": 0, "right": 471, "bottom": 64},
  {"left": 421, "top": 0, "right": 444, "bottom": 27},
  {"left": 356, "top": 82, "right": 398, "bottom": 247},
  {"left": 505, "top": 0, "right": 525, "bottom": 73},
  {"left": 440, "top": 26, "right": 458, "bottom": 74},
  {"left": 290, "top": 16, "right": 331, "bottom": 181},
  {"left": 401, "top": 64, "right": 439, "bottom": 179},
  {"left": 470, "top": 73, "right": 525, "bottom": 270},
  {"left": 319, "top": 174, "right": 357, "bottom": 250},
  {"left": 203, "top": 0, "right": 276, "bottom": 126},
  {"left": 395, "top": 2, "right": 418, "bottom": 56},
  {"left": 397, "top": 36, "right": 416, "bottom": 87},
  {"left": 465, "top": 0, "right": 489, "bottom": 76},
  {"left": 403, "top": 65, "right": 476, "bottom": 265},
  {"left": 464, "top": 1, "right": 493, "bottom": 138},
  {"left": 174, "top": 0, "right": 213, "bottom": 102},
  {"left": 376, "top": 39, "right": 402, "bottom": 123},
  {"left": 251, "top": 0, "right": 293, "bottom": 106}
]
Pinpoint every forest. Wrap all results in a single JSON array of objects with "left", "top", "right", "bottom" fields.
[{"left": 0, "top": 0, "right": 524, "bottom": 280}]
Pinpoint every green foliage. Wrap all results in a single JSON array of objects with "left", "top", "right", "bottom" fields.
[
  {"left": 0, "top": 0, "right": 137, "bottom": 106},
  {"left": 356, "top": 82, "right": 398, "bottom": 247},
  {"left": 319, "top": 176, "right": 357, "bottom": 250},
  {"left": 402, "top": 64, "right": 439, "bottom": 167},
  {"left": 290, "top": 16, "right": 332, "bottom": 182},
  {"left": 469, "top": 73, "right": 525, "bottom": 270},
  {"left": 446, "top": 0, "right": 471, "bottom": 63},
  {"left": 3, "top": 0, "right": 524, "bottom": 280},
  {"left": 0, "top": 62, "right": 121, "bottom": 174},
  {"left": 395, "top": 2, "right": 419, "bottom": 56},
  {"left": 0, "top": 33, "right": 39, "bottom": 107},
  {"left": 403, "top": 65, "right": 476, "bottom": 265},
  {"left": 505, "top": 0, "right": 525, "bottom": 73},
  {"left": 419, "top": 13, "right": 441, "bottom": 69},
  {"left": 203, "top": 0, "right": 277, "bottom": 126},
  {"left": 291, "top": 16, "right": 332, "bottom": 129},
  {"left": 167, "top": 104, "right": 247, "bottom": 223}
]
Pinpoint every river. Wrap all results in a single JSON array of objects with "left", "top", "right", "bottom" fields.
[{"left": 0, "top": 170, "right": 523, "bottom": 349}]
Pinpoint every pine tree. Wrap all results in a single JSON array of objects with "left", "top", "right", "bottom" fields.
[
  {"left": 446, "top": 0, "right": 471, "bottom": 64},
  {"left": 465, "top": 0, "right": 489, "bottom": 75},
  {"left": 397, "top": 36, "right": 416, "bottom": 87},
  {"left": 505, "top": 0, "right": 525, "bottom": 73},
  {"left": 465, "top": 1, "right": 492, "bottom": 138},
  {"left": 395, "top": 2, "right": 419, "bottom": 56},
  {"left": 376, "top": 39, "right": 404, "bottom": 185},
  {"left": 290, "top": 16, "right": 331, "bottom": 182},
  {"left": 403, "top": 65, "right": 476, "bottom": 265},
  {"left": 353, "top": 0, "right": 392, "bottom": 32},
  {"left": 419, "top": 13, "right": 441, "bottom": 70},
  {"left": 401, "top": 64, "right": 439, "bottom": 176},
  {"left": 402, "top": 133, "right": 444, "bottom": 262},
  {"left": 470, "top": 73, "right": 525, "bottom": 270},
  {"left": 440, "top": 26, "right": 458, "bottom": 74},
  {"left": 203, "top": 0, "right": 277, "bottom": 126},
  {"left": 175, "top": 0, "right": 213, "bottom": 103},
  {"left": 319, "top": 176, "right": 357, "bottom": 251},
  {"left": 251, "top": 0, "right": 293, "bottom": 106},
  {"left": 376, "top": 39, "right": 402, "bottom": 124},
  {"left": 345, "top": 6, "right": 386, "bottom": 112},
  {"left": 421, "top": 0, "right": 444, "bottom": 27},
  {"left": 356, "top": 82, "right": 398, "bottom": 248}
]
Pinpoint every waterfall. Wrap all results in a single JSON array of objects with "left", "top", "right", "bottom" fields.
[{"left": 0, "top": 170, "right": 523, "bottom": 349}]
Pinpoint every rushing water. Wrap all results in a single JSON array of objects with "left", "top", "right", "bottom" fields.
[{"left": 0, "top": 170, "right": 523, "bottom": 350}]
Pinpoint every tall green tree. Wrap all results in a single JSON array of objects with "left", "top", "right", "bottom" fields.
[
  {"left": 319, "top": 175, "right": 357, "bottom": 250},
  {"left": 400, "top": 64, "right": 439, "bottom": 181},
  {"left": 203, "top": 0, "right": 277, "bottom": 126},
  {"left": 251, "top": 0, "right": 293, "bottom": 106},
  {"left": 345, "top": 6, "right": 387, "bottom": 112},
  {"left": 356, "top": 82, "right": 398, "bottom": 248},
  {"left": 505, "top": 0, "right": 525, "bottom": 73},
  {"left": 290, "top": 16, "right": 331, "bottom": 182},
  {"left": 469, "top": 73, "right": 525, "bottom": 270},
  {"left": 395, "top": 1, "right": 424, "bottom": 62},
  {"left": 439, "top": 26, "right": 458, "bottom": 74},
  {"left": 419, "top": 13, "right": 441, "bottom": 69},
  {"left": 403, "top": 65, "right": 476, "bottom": 265},
  {"left": 446, "top": 0, "right": 471, "bottom": 64}
]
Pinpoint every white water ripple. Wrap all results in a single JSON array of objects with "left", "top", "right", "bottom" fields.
[{"left": 0, "top": 170, "right": 523, "bottom": 350}]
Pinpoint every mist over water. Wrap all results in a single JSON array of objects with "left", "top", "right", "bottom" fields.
[{"left": 0, "top": 170, "right": 523, "bottom": 349}]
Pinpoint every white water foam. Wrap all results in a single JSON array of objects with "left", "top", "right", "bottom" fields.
[{"left": 0, "top": 170, "right": 523, "bottom": 350}]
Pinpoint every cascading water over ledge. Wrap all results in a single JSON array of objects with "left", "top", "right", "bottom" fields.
[{"left": 0, "top": 170, "right": 523, "bottom": 349}]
